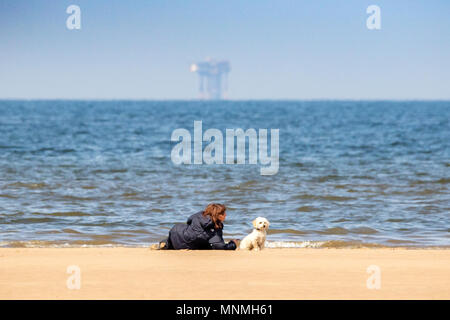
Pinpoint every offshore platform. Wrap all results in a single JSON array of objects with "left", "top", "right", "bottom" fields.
[{"left": 190, "top": 59, "right": 231, "bottom": 100}]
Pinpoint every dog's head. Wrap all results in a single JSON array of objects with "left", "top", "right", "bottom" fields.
[{"left": 252, "top": 217, "right": 270, "bottom": 231}]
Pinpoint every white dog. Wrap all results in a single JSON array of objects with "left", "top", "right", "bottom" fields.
[{"left": 239, "top": 217, "right": 270, "bottom": 251}]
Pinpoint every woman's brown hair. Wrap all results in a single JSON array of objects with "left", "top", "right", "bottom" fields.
[{"left": 203, "top": 203, "right": 226, "bottom": 229}]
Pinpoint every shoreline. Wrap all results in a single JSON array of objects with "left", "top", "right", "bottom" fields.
[
  {"left": 1, "top": 248, "right": 449, "bottom": 299},
  {"left": 2, "top": 239, "right": 449, "bottom": 249}
]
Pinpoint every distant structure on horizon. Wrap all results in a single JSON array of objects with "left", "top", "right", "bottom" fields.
[{"left": 190, "top": 59, "right": 230, "bottom": 100}]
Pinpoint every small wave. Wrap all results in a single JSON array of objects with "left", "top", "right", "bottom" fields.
[
  {"left": 61, "top": 195, "right": 98, "bottom": 201},
  {"left": 6, "top": 182, "right": 49, "bottom": 189},
  {"left": 316, "top": 227, "right": 350, "bottom": 235},
  {"left": 229, "top": 180, "right": 259, "bottom": 191},
  {"left": 31, "top": 211, "right": 90, "bottom": 217},
  {"left": 292, "top": 194, "right": 356, "bottom": 202},
  {"left": 265, "top": 241, "right": 325, "bottom": 248},
  {"left": 415, "top": 189, "right": 443, "bottom": 195},
  {"left": 315, "top": 226, "right": 378, "bottom": 235},
  {"left": 0, "top": 194, "right": 18, "bottom": 199},
  {"left": 295, "top": 206, "right": 316, "bottom": 212},
  {"left": 7, "top": 217, "right": 58, "bottom": 224},
  {"left": 268, "top": 229, "right": 308, "bottom": 236},
  {"left": 0, "top": 240, "right": 61, "bottom": 248},
  {"left": 116, "top": 229, "right": 152, "bottom": 235},
  {"left": 320, "top": 240, "right": 385, "bottom": 248},
  {"left": 386, "top": 218, "right": 406, "bottom": 223},
  {"left": 350, "top": 227, "right": 378, "bottom": 235},
  {"left": 351, "top": 175, "right": 375, "bottom": 180},
  {"left": 292, "top": 162, "right": 304, "bottom": 167},
  {"left": 386, "top": 239, "right": 417, "bottom": 244},
  {"left": 122, "top": 192, "right": 139, "bottom": 197},
  {"left": 0, "top": 240, "right": 127, "bottom": 248},
  {"left": 409, "top": 178, "right": 450, "bottom": 185},
  {"left": 417, "top": 205, "right": 441, "bottom": 214},
  {"left": 265, "top": 240, "right": 386, "bottom": 249},
  {"left": 314, "top": 175, "right": 343, "bottom": 183},
  {"left": 35, "top": 230, "right": 62, "bottom": 235},
  {"left": 331, "top": 218, "right": 352, "bottom": 223},
  {"left": 62, "top": 228, "right": 83, "bottom": 234},
  {"left": 93, "top": 168, "right": 128, "bottom": 174},
  {"left": 30, "top": 148, "right": 76, "bottom": 154}
]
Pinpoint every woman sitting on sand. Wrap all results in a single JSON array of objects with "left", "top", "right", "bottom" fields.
[{"left": 153, "top": 203, "right": 238, "bottom": 250}]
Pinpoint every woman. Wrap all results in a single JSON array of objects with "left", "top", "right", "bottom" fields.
[{"left": 155, "top": 203, "right": 238, "bottom": 250}]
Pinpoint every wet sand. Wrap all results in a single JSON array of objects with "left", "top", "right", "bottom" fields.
[{"left": 0, "top": 248, "right": 449, "bottom": 299}]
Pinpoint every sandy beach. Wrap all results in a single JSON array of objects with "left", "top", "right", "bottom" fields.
[{"left": 0, "top": 247, "right": 448, "bottom": 299}]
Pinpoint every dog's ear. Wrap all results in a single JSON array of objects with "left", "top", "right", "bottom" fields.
[{"left": 252, "top": 218, "right": 257, "bottom": 228}]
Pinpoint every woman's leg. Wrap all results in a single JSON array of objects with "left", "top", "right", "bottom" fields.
[{"left": 165, "top": 236, "right": 174, "bottom": 249}]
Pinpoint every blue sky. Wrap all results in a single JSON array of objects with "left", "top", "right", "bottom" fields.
[{"left": 1, "top": 0, "right": 449, "bottom": 99}]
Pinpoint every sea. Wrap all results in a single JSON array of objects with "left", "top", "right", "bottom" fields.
[{"left": 0, "top": 100, "right": 449, "bottom": 248}]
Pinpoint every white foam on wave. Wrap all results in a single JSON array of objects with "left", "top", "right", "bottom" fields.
[
  {"left": 0, "top": 241, "right": 149, "bottom": 248},
  {"left": 265, "top": 240, "right": 325, "bottom": 248}
]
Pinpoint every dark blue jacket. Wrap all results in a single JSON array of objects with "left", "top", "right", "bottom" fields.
[{"left": 167, "top": 211, "right": 236, "bottom": 250}]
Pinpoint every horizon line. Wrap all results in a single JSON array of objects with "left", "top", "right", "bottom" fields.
[{"left": 1, "top": 98, "right": 450, "bottom": 102}]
